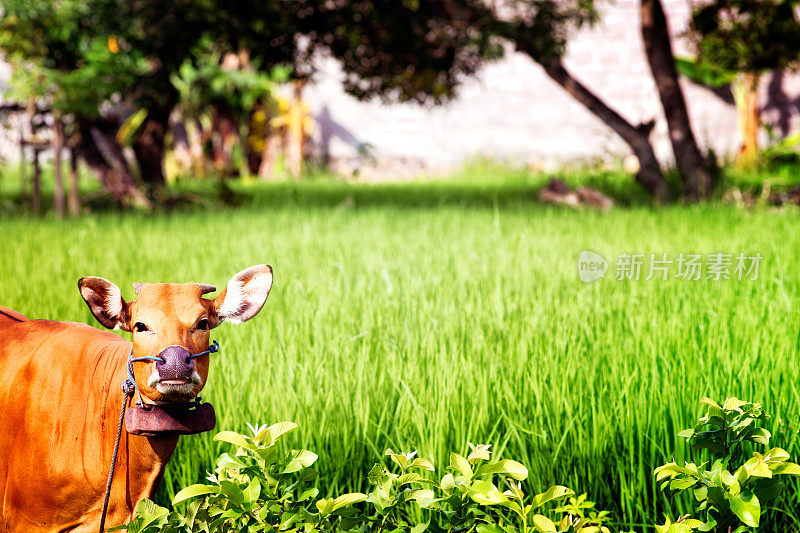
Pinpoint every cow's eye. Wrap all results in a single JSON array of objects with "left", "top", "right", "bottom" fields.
[
  {"left": 133, "top": 322, "right": 150, "bottom": 333},
  {"left": 195, "top": 318, "right": 210, "bottom": 331}
]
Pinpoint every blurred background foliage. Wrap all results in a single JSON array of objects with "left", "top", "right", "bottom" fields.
[{"left": 1, "top": 0, "right": 798, "bottom": 214}]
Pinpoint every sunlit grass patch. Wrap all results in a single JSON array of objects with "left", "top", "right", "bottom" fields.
[{"left": 2, "top": 176, "right": 800, "bottom": 529}]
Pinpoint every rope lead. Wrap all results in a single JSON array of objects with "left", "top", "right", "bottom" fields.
[{"left": 99, "top": 380, "right": 134, "bottom": 532}]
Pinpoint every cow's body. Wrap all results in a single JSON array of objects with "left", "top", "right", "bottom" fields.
[{"left": 0, "top": 307, "right": 178, "bottom": 531}]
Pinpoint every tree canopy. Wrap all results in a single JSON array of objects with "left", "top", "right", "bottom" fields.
[
  {"left": 691, "top": 0, "right": 800, "bottom": 76},
  {"left": 302, "top": 0, "right": 596, "bottom": 104},
  {"left": 0, "top": 0, "right": 306, "bottom": 194}
]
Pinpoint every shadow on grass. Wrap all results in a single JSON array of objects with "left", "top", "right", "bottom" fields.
[{"left": 0, "top": 170, "right": 655, "bottom": 218}]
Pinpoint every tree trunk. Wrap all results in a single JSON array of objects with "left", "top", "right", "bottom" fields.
[
  {"left": 68, "top": 148, "right": 80, "bottom": 217},
  {"left": 53, "top": 120, "right": 65, "bottom": 219},
  {"left": 89, "top": 127, "right": 151, "bottom": 208},
  {"left": 734, "top": 72, "right": 760, "bottom": 168},
  {"left": 76, "top": 121, "right": 125, "bottom": 202},
  {"left": 132, "top": 104, "right": 171, "bottom": 192},
  {"left": 287, "top": 80, "right": 307, "bottom": 179},
  {"left": 76, "top": 119, "right": 151, "bottom": 208},
  {"left": 190, "top": 116, "right": 208, "bottom": 176},
  {"left": 539, "top": 58, "right": 671, "bottom": 204},
  {"left": 211, "top": 104, "right": 240, "bottom": 176},
  {"left": 641, "top": 0, "right": 713, "bottom": 201},
  {"left": 258, "top": 128, "right": 283, "bottom": 180},
  {"left": 171, "top": 111, "right": 192, "bottom": 175}
]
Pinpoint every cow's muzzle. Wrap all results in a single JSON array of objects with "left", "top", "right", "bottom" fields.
[
  {"left": 156, "top": 345, "right": 197, "bottom": 381},
  {"left": 128, "top": 341, "right": 219, "bottom": 399}
]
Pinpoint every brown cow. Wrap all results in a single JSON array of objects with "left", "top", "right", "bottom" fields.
[{"left": 0, "top": 265, "right": 273, "bottom": 531}]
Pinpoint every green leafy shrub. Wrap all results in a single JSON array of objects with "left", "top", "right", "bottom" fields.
[
  {"left": 355, "top": 443, "right": 612, "bottom": 533},
  {"left": 109, "top": 421, "right": 367, "bottom": 532},
  {"left": 655, "top": 397, "right": 800, "bottom": 532},
  {"left": 111, "top": 425, "right": 612, "bottom": 533}
]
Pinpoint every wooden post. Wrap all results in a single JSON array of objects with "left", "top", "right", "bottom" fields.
[
  {"left": 68, "top": 147, "right": 80, "bottom": 217},
  {"left": 53, "top": 120, "right": 65, "bottom": 219},
  {"left": 32, "top": 148, "right": 41, "bottom": 215},
  {"left": 23, "top": 102, "right": 37, "bottom": 207},
  {"left": 18, "top": 118, "right": 26, "bottom": 205}
]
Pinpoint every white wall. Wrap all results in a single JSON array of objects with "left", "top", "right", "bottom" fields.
[{"left": 300, "top": 0, "right": 800, "bottom": 175}]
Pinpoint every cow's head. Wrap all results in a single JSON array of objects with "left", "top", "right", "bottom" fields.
[{"left": 78, "top": 265, "right": 273, "bottom": 403}]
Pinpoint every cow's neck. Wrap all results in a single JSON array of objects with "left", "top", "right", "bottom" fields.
[
  {"left": 124, "top": 432, "right": 181, "bottom": 501},
  {"left": 100, "top": 341, "right": 182, "bottom": 513}
]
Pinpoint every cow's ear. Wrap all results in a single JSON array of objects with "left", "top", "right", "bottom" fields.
[
  {"left": 212, "top": 265, "right": 273, "bottom": 326},
  {"left": 78, "top": 276, "right": 131, "bottom": 331}
]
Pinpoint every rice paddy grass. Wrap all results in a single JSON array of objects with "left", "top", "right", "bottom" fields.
[{"left": 2, "top": 171, "right": 800, "bottom": 529}]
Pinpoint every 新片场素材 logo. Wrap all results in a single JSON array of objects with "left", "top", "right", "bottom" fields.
[
  {"left": 578, "top": 251, "right": 762, "bottom": 282},
  {"left": 578, "top": 250, "right": 608, "bottom": 283}
]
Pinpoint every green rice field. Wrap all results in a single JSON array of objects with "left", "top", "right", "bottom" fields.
[{"left": 2, "top": 173, "right": 800, "bottom": 530}]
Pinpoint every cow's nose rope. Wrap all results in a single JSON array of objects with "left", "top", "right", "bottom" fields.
[
  {"left": 186, "top": 340, "right": 220, "bottom": 362},
  {"left": 99, "top": 341, "right": 221, "bottom": 531}
]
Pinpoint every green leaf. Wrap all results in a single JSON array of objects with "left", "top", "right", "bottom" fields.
[
  {"left": 479, "top": 459, "right": 528, "bottom": 481},
  {"left": 753, "top": 476, "right": 784, "bottom": 501},
  {"left": 122, "top": 499, "right": 169, "bottom": 532},
  {"left": 214, "top": 431, "right": 256, "bottom": 451},
  {"left": 670, "top": 477, "right": 697, "bottom": 491},
  {"left": 531, "top": 485, "right": 575, "bottom": 508},
  {"left": 256, "top": 421, "right": 298, "bottom": 446},
  {"left": 217, "top": 452, "right": 246, "bottom": 470},
  {"left": 694, "top": 484, "right": 708, "bottom": 502},
  {"left": 243, "top": 478, "right": 261, "bottom": 503},
  {"left": 282, "top": 449, "right": 318, "bottom": 473},
  {"left": 744, "top": 454, "right": 772, "bottom": 479},
  {"left": 675, "top": 57, "right": 736, "bottom": 88},
  {"left": 655, "top": 462, "right": 680, "bottom": 481},
  {"left": 475, "top": 524, "right": 505, "bottom": 533},
  {"left": 386, "top": 449, "right": 416, "bottom": 469},
  {"left": 440, "top": 473, "right": 456, "bottom": 490},
  {"left": 332, "top": 492, "right": 368, "bottom": 511},
  {"left": 532, "top": 514, "right": 557, "bottom": 532},
  {"left": 411, "top": 488, "right": 437, "bottom": 508},
  {"left": 747, "top": 427, "right": 771, "bottom": 446},
  {"left": 218, "top": 479, "right": 245, "bottom": 506},
  {"left": 723, "top": 397, "right": 747, "bottom": 412},
  {"left": 700, "top": 397, "right": 721, "bottom": 409},
  {"left": 397, "top": 472, "right": 423, "bottom": 485},
  {"left": 410, "top": 523, "right": 428, "bottom": 533},
  {"left": 316, "top": 498, "right": 335, "bottom": 515},
  {"left": 368, "top": 463, "right": 389, "bottom": 485},
  {"left": 727, "top": 490, "right": 760, "bottom": 527},
  {"left": 410, "top": 457, "right": 435, "bottom": 471},
  {"left": 764, "top": 447, "right": 790, "bottom": 463},
  {"left": 450, "top": 453, "right": 473, "bottom": 480},
  {"left": 468, "top": 479, "right": 508, "bottom": 505},
  {"left": 771, "top": 462, "right": 800, "bottom": 476},
  {"left": 172, "top": 484, "right": 220, "bottom": 505},
  {"left": 298, "top": 488, "right": 320, "bottom": 501}
]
